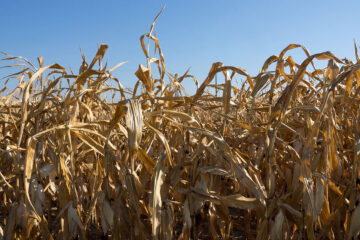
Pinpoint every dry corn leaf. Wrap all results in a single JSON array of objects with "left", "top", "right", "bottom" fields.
[{"left": 152, "top": 151, "right": 166, "bottom": 238}]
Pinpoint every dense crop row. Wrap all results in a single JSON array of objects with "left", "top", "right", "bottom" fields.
[{"left": 1, "top": 13, "right": 360, "bottom": 239}]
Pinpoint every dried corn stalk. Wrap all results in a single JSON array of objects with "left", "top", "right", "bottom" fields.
[{"left": 1, "top": 10, "right": 360, "bottom": 240}]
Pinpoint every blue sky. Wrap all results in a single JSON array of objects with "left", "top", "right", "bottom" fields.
[{"left": 1, "top": 0, "right": 360, "bottom": 94}]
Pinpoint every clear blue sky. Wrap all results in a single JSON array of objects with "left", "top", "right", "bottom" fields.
[{"left": 1, "top": 0, "right": 360, "bottom": 94}]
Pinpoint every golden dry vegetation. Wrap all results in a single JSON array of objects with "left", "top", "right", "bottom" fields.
[{"left": 1, "top": 12, "right": 360, "bottom": 240}]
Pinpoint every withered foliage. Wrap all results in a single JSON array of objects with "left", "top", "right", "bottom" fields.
[{"left": 1, "top": 12, "right": 360, "bottom": 240}]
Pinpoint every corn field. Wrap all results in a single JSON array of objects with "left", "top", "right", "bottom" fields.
[{"left": 1, "top": 13, "right": 360, "bottom": 240}]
